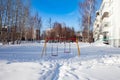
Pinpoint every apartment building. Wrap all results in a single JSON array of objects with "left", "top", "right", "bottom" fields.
[
  {"left": 93, "top": 11, "right": 102, "bottom": 41},
  {"left": 93, "top": 0, "right": 120, "bottom": 47}
]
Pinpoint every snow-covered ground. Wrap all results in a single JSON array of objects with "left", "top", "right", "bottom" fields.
[{"left": 0, "top": 42, "right": 120, "bottom": 80}]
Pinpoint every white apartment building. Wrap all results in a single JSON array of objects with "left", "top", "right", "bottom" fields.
[
  {"left": 93, "top": 0, "right": 120, "bottom": 47},
  {"left": 93, "top": 11, "right": 102, "bottom": 41}
]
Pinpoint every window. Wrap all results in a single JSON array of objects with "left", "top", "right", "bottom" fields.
[
  {"left": 104, "top": 24, "right": 108, "bottom": 27},
  {"left": 97, "top": 24, "right": 99, "bottom": 27}
]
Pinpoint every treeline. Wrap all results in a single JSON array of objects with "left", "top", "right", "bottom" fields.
[
  {"left": 41, "top": 22, "right": 76, "bottom": 40},
  {"left": 0, "top": 0, "right": 42, "bottom": 44}
]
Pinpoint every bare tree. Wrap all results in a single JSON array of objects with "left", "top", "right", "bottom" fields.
[
  {"left": 0, "top": 0, "right": 8, "bottom": 44},
  {"left": 53, "top": 22, "right": 62, "bottom": 38},
  {"left": 21, "top": 0, "right": 30, "bottom": 41},
  {"left": 0, "top": 0, "right": 3, "bottom": 41},
  {"left": 34, "top": 12, "right": 42, "bottom": 41},
  {"left": 48, "top": 18, "right": 52, "bottom": 29},
  {"left": 45, "top": 22, "right": 75, "bottom": 40},
  {"left": 0, "top": 0, "right": 31, "bottom": 44},
  {"left": 37, "top": 17, "right": 42, "bottom": 40},
  {"left": 79, "top": 0, "right": 97, "bottom": 42}
]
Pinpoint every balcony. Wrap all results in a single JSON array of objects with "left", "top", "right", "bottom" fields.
[
  {"left": 102, "top": 25, "right": 109, "bottom": 33},
  {"left": 101, "top": 2, "right": 110, "bottom": 16},
  {"left": 102, "top": 12, "right": 109, "bottom": 20},
  {"left": 101, "top": 21, "right": 110, "bottom": 33},
  {"left": 102, "top": 17, "right": 109, "bottom": 22},
  {"left": 102, "top": 17, "right": 110, "bottom": 29}
]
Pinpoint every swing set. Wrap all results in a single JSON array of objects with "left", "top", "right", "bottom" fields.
[{"left": 41, "top": 37, "right": 80, "bottom": 57}]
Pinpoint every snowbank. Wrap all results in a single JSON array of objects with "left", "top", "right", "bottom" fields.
[{"left": 0, "top": 42, "right": 120, "bottom": 80}]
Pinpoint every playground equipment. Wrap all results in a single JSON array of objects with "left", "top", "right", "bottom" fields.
[
  {"left": 64, "top": 41, "right": 71, "bottom": 53},
  {"left": 41, "top": 37, "right": 80, "bottom": 57},
  {"left": 51, "top": 42, "right": 58, "bottom": 56}
]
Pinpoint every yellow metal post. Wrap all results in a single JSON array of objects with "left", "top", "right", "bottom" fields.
[{"left": 76, "top": 37, "right": 80, "bottom": 56}]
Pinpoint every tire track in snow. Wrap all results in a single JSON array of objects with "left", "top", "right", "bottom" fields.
[{"left": 52, "top": 63, "right": 61, "bottom": 80}]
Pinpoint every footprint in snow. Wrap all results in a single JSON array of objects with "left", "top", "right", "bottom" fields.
[
  {"left": 70, "top": 68, "right": 76, "bottom": 71},
  {"left": 67, "top": 71, "right": 80, "bottom": 79},
  {"left": 39, "top": 70, "right": 45, "bottom": 74},
  {"left": 49, "top": 64, "right": 53, "bottom": 68},
  {"left": 39, "top": 63, "right": 43, "bottom": 65},
  {"left": 86, "top": 66, "right": 92, "bottom": 69},
  {"left": 6, "top": 62, "right": 11, "bottom": 64},
  {"left": 118, "top": 66, "right": 120, "bottom": 68}
]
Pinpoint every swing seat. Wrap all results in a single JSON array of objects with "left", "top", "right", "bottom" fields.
[
  {"left": 51, "top": 52, "right": 58, "bottom": 56},
  {"left": 51, "top": 54, "right": 58, "bottom": 56},
  {"left": 64, "top": 51, "right": 71, "bottom": 53}
]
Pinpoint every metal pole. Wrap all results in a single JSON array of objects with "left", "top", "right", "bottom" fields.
[
  {"left": 41, "top": 39, "right": 47, "bottom": 57},
  {"left": 69, "top": 41, "right": 71, "bottom": 53},
  {"left": 76, "top": 37, "right": 80, "bottom": 56},
  {"left": 57, "top": 44, "right": 58, "bottom": 55}
]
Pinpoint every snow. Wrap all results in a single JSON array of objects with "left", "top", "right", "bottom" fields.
[{"left": 0, "top": 42, "right": 120, "bottom": 80}]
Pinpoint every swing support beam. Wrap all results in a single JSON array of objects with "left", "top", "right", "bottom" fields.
[{"left": 41, "top": 37, "right": 80, "bottom": 57}]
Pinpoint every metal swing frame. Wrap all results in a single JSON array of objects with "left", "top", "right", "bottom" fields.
[
  {"left": 41, "top": 37, "right": 80, "bottom": 57},
  {"left": 64, "top": 41, "right": 71, "bottom": 53},
  {"left": 51, "top": 42, "right": 58, "bottom": 56}
]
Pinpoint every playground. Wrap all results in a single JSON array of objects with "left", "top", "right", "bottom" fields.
[
  {"left": 41, "top": 37, "right": 80, "bottom": 57},
  {"left": 0, "top": 42, "right": 120, "bottom": 80}
]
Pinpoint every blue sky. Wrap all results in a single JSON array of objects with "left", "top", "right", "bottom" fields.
[{"left": 31, "top": 0, "right": 102, "bottom": 31}]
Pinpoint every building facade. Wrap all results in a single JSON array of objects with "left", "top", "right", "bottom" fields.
[
  {"left": 93, "top": 0, "right": 120, "bottom": 47},
  {"left": 93, "top": 11, "right": 102, "bottom": 41}
]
